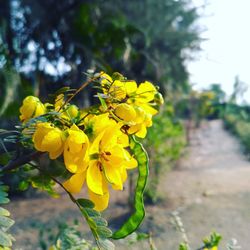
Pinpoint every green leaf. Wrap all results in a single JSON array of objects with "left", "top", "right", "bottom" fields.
[
  {"left": 97, "top": 93, "right": 108, "bottom": 111},
  {"left": 96, "top": 226, "right": 112, "bottom": 238},
  {"left": 0, "top": 216, "right": 14, "bottom": 230},
  {"left": 54, "top": 86, "right": 71, "bottom": 96},
  {"left": 92, "top": 217, "right": 108, "bottom": 227},
  {"left": 18, "top": 180, "right": 29, "bottom": 191},
  {"left": 0, "top": 208, "right": 10, "bottom": 217},
  {"left": 0, "top": 191, "right": 7, "bottom": 198},
  {"left": 203, "top": 232, "right": 222, "bottom": 247},
  {"left": 112, "top": 135, "right": 149, "bottom": 239},
  {"left": 0, "top": 67, "right": 20, "bottom": 117},
  {"left": 77, "top": 198, "right": 95, "bottom": 208},
  {"left": 179, "top": 243, "right": 189, "bottom": 250},
  {"left": 87, "top": 217, "right": 97, "bottom": 230},
  {"left": 84, "top": 208, "right": 101, "bottom": 218},
  {"left": 0, "top": 197, "right": 9, "bottom": 205},
  {"left": 0, "top": 229, "right": 12, "bottom": 247},
  {"left": 98, "top": 239, "right": 115, "bottom": 250}
]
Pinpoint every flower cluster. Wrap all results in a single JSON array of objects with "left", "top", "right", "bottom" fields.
[{"left": 19, "top": 72, "right": 163, "bottom": 211}]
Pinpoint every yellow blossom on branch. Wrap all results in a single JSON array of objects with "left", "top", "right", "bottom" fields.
[
  {"left": 19, "top": 96, "right": 46, "bottom": 122},
  {"left": 86, "top": 123, "right": 137, "bottom": 211},
  {"left": 33, "top": 122, "right": 65, "bottom": 159}
]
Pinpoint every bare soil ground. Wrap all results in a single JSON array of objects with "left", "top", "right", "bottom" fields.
[{"left": 6, "top": 120, "right": 250, "bottom": 249}]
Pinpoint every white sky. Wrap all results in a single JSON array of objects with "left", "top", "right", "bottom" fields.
[{"left": 189, "top": 0, "right": 250, "bottom": 102}]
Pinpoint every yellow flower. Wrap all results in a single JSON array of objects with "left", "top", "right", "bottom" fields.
[
  {"left": 154, "top": 92, "right": 164, "bottom": 105},
  {"left": 19, "top": 96, "right": 46, "bottom": 122},
  {"left": 99, "top": 72, "right": 162, "bottom": 117},
  {"left": 86, "top": 124, "right": 137, "bottom": 211},
  {"left": 54, "top": 94, "right": 65, "bottom": 111},
  {"left": 33, "top": 122, "right": 65, "bottom": 159},
  {"left": 82, "top": 113, "right": 116, "bottom": 140},
  {"left": 114, "top": 103, "right": 136, "bottom": 123},
  {"left": 100, "top": 72, "right": 113, "bottom": 87},
  {"left": 108, "top": 80, "right": 127, "bottom": 100},
  {"left": 129, "top": 81, "right": 159, "bottom": 116},
  {"left": 100, "top": 72, "right": 138, "bottom": 101},
  {"left": 113, "top": 103, "right": 153, "bottom": 138},
  {"left": 63, "top": 124, "right": 89, "bottom": 174},
  {"left": 62, "top": 124, "right": 89, "bottom": 194},
  {"left": 66, "top": 105, "right": 79, "bottom": 119},
  {"left": 60, "top": 104, "right": 79, "bottom": 121}
]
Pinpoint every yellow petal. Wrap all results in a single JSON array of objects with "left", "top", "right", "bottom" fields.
[
  {"left": 20, "top": 96, "right": 45, "bottom": 122},
  {"left": 32, "top": 122, "right": 53, "bottom": 151},
  {"left": 140, "top": 103, "right": 158, "bottom": 116},
  {"left": 124, "top": 150, "right": 138, "bottom": 169},
  {"left": 103, "top": 164, "right": 123, "bottom": 190},
  {"left": 136, "top": 81, "right": 157, "bottom": 102},
  {"left": 100, "top": 124, "right": 120, "bottom": 149},
  {"left": 86, "top": 161, "right": 104, "bottom": 195},
  {"left": 35, "top": 102, "right": 46, "bottom": 117},
  {"left": 114, "top": 103, "right": 136, "bottom": 122},
  {"left": 125, "top": 81, "right": 137, "bottom": 95},
  {"left": 63, "top": 172, "right": 86, "bottom": 193},
  {"left": 117, "top": 132, "right": 129, "bottom": 147},
  {"left": 88, "top": 187, "right": 109, "bottom": 211},
  {"left": 112, "top": 167, "right": 127, "bottom": 189},
  {"left": 49, "top": 146, "right": 64, "bottom": 160},
  {"left": 120, "top": 167, "right": 128, "bottom": 182},
  {"left": 128, "top": 124, "right": 142, "bottom": 135},
  {"left": 135, "top": 125, "right": 147, "bottom": 138},
  {"left": 41, "top": 129, "right": 63, "bottom": 152},
  {"left": 109, "top": 80, "right": 126, "bottom": 100},
  {"left": 64, "top": 143, "right": 89, "bottom": 173}
]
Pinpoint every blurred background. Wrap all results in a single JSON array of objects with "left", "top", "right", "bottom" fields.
[{"left": 1, "top": 0, "right": 250, "bottom": 249}]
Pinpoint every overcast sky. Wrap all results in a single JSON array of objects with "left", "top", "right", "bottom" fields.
[{"left": 189, "top": 0, "right": 250, "bottom": 102}]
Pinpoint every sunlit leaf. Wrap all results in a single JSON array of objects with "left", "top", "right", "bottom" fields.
[
  {"left": 0, "top": 208, "right": 10, "bottom": 217},
  {"left": 77, "top": 198, "right": 95, "bottom": 209},
  {"left": 0, "top": 230, "right": 12, "bottom": 247},
  {"left": 98, "top": 238, "right": 115, "bottom": 250},
  {"left": 96, "top": 226, "right": 112, "bottom": 238},
  {"left": 0, "top": 216, "right": 14, "bottom": 230}
]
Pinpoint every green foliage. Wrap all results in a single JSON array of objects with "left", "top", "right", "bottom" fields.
[
  {"left": 47, "top": 224, "right": 94, "bottom": 250},
  {"left": 178, "top": 232, "right": 221, "bottom": 250},
  {"left": 0, "top": 181, "right": 15, "bottom": 249},
  {"left": 0, "top": 67, "right": 21, "bottom": 117},
  {"left": 179, "top": 243, "right": 189, "bottom": 250},
  {"left": 144, "top": 102, "right": 186, "bottom": 203},
  {"left": 30, "top": 174, "right": 60, "bottom": 198},
  {"left": 224, "top": 106, "right": 250, "bottom": 154},
  {"left": 0, "top": 0, "right": 201, "bottom": 105},
  {"left": 112, "top": 136, "right": 149, "bottom": 239},
  {"left": 203, "top": 232, "right": 222, "bottom": 248},
  {"left": 77, "top": 199, "right": 114, "bottom": 250}
]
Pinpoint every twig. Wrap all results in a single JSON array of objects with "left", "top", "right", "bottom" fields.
[
  {"left": 148, "top": 232, "right": 157, "bottom": 250},
  {"left": 0, "top": 151, "right": 42, "bottom": 172},
  {"left": 30, "top": 163, "right": 102, "bottom": 249},
  {"left": 59, "top": 72, "right": 104, "bottom": 111}
]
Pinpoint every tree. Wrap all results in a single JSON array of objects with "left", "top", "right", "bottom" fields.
[{"left": 0, "top": 0, "right": 201, "bottom": 106}]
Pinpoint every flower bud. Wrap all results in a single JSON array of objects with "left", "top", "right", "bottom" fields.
[
  {"left": 19, "top": 96, "right": 45, "bottom": 122},
  {"left": 154, "top": 92, "right": 164, "bottom": 105},
  {"left": 114, "top": 103, "right": 136, "bottom": 122},
  {"left": 33, "top": 122, "right": 65, "bottom": 159}
]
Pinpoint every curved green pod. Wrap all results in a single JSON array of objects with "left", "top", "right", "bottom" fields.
[{"left": 112, "top": 135, "right": 149, "bottom": 239}]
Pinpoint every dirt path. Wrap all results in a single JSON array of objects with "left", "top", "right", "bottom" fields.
[
  {"left": 137, "top": 120, "right": 250, "bottom": 249},
  {"left": 6, "top": 120, "right": 250, "bottom": 249}
]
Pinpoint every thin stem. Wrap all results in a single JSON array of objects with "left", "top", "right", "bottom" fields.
[
  {"left": 59, "top": 72, "right": 104, "bottom": 112},
  {"left": 0, "top": 151, "right": 42, "bottom": 172},
  {"left": 30, "top": 163, "right": 101, "bottom": 249}
]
